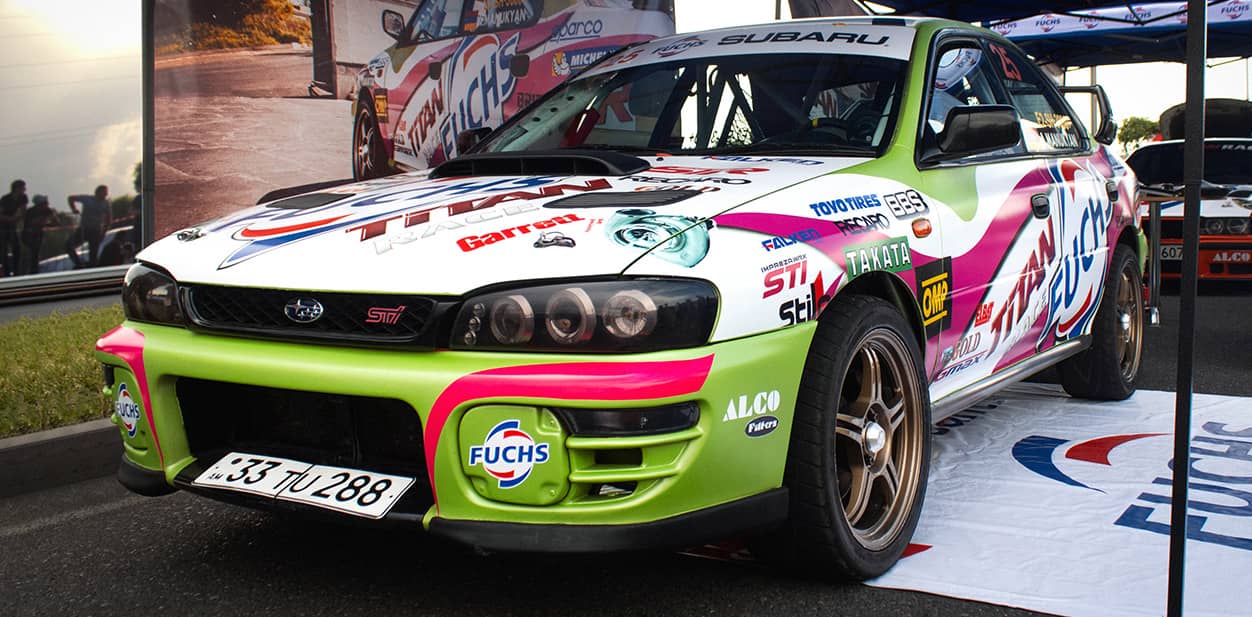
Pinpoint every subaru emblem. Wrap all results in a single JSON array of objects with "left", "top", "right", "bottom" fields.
[{"left": 284, "top": 297, "right": 324, "bottom": 323}]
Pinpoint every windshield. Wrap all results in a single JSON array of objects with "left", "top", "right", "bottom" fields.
[
  {"left": 477, "top": 52, "right": 907, "bottom": 156},
  {"left": 1127, "top": 142, "right": 1252, "bottom": 186}
]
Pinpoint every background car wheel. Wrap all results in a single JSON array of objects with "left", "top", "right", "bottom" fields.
[
  {"left": 1058, "top": 243, "right": 1144, "bottom": 400},
  {"left": 353, "top": 105, "right": 390, "bottom": 180},
  {"left": 756, "top": 295, "right": 931, "bottom": 580}
]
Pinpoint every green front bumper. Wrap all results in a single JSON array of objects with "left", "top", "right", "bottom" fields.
[{"left": 96, "top": 321, "right": 814, "bottom": 541}]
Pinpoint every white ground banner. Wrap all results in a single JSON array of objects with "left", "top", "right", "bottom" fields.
[{"left": 867, "top": 384, "right": 1252, "bottom": 617}]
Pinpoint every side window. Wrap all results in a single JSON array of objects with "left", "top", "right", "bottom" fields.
[
  {"left": 409, "top": 0, "right": 470, "bottom": 41},
  {"left": 986, "top": 41, "right": 1087, "bottom": 154},
  {"left": 463, "top": 0, "right": 542, "bottom": 34},
  {"left": 926, "top": 43, "right": 1009, "bottom": 136}
]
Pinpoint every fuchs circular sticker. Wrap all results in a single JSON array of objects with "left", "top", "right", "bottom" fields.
[
  {"left": 467, "top": 420, "right": 550, "bottom": 489},
  {"left": 115, "top": 383, "right": 142, "bottom": 438}
]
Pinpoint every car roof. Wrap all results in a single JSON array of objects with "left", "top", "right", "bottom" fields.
[
  {"left": 1137, "top": 137, "right": 1252, "bottom": 148},
  {"left": 646, "top": 16, "right": 959, "bottom": 45}
]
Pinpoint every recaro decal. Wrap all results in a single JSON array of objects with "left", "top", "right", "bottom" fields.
[
  {"left": 832, "top": 213, "right": 891, "bottom": 236},
  {"left": 843, "top": 236, "right": 912, "bottom": 278},
  {"left": 916, "top": 257, "right": 952, "bottom": 339}
]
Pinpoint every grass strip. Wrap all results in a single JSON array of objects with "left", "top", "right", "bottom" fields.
[{"left": 0, "top": 305, "right": 124, "bottom": 439}]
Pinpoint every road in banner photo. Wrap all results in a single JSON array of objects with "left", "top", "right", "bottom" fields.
[{"left": 153, "top": 47, "right": 352, "bottom": 240}]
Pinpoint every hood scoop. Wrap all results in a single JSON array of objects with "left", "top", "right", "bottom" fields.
[
  {"left": 542, "top": 189, "right": 700, "bottom": 209},
  {"left": 429, "top": 150, "right": 651, "bottom": 178}
]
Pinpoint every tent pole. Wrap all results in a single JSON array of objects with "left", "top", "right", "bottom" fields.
[{"left": 1167, "top": 0, "right": 1207, "bottom": 615}]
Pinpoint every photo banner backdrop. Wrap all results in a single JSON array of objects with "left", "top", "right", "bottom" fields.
[{"left": 152, "top": 0, "right": 674, "bottom": 239}]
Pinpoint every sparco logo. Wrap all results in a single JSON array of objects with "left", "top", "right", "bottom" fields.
[
  {"left": 284, "top": 298, "right": 324, "bottom": 323},
  {"left": 467, "top": 420, "right": 551, "bottom": 489}
]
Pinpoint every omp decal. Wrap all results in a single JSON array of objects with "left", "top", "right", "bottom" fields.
[
  {"left": 915, "top": 257, "right": 952, "bottom": 339},
  {"left": 843, "top": 236, "right": 911, "bottom": 278},
  {"left": 423, "top": 355, "right": 714, "bottom": 505},
  {"left": 96, "top": 326, "right": 163, "bottom": 465}
]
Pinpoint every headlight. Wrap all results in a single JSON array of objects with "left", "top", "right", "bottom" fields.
[
  {"left": 122, "top": 263, "right": 185, "bottom": 326},
  {"left": 1202, "top": 218, "right": 1226, "bottom": 235},
  {"left": 1201, "top": 217, "right": 1252, "bottom": 235},
  {"left": 1226, "top": 218, "right": 1251, "bottom": 235},
  {"left": 451, "top": 279, "right": 718, "bottom": 352}
]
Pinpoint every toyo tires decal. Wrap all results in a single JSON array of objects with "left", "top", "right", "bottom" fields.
[
  {"left": 423, "top": 355, "right": 714, "bottom": 505},
  {"left": 96, "top": 326, "right": 164, "bottom": 465}
]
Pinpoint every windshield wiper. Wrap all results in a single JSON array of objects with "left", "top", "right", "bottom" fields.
[{"left": 710, "top": 142, "right": 876, "bottom": 157}]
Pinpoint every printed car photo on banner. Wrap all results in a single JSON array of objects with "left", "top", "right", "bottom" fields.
[{"left": 152, "top": 0, "right": 674, "bottom": 239}]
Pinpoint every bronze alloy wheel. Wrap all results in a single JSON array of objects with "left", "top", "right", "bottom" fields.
[
  {"left": 833, "top": 328, "right": 925, "bottom": 551},
  {"left": 1115, "top": 263, "right": 1144, "bottom": 382},
  {"left": 353, "top": 107, "right": 386, "bottom": 180}
]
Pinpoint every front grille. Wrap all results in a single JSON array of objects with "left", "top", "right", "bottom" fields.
[
  {"left": 177, "top": 378, "right": 432, "bottom": 510},
  {"left": 184, "top": 285, "right": 439, "bottom": 344}
]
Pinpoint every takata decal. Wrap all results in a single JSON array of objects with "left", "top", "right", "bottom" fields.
[
  {"left": 210, "top": 176, "right": 568, "bottom": 268},
  {"left": 467, "top": 420, "right": 550, "bottom": 489},
  {"left": 457, "top": 214, "right": 584, "bottom": 252},
  {"left": 115, "top": 383, "right": 141, "bottom": 439},
  {"left": 843, "top": 236, "right": 911, "bottom": 278},
  {"left": 717, "top": 31, "right": 888, "bottom": 46},
  {"left": 915, "top": 257, "right": 952, "bottom": 339}
]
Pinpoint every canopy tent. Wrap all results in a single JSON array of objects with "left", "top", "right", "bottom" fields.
[
  {"left": 850, "top": 3, "right": 1225, "bottom": 617},
  {"left": 998, "top": 1, "right": 1252, "bottom": 66}
]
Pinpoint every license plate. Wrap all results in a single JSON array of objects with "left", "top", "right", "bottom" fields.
[
  {"left": 193, "top": 452, "right": 415, "bottom": 519},
  {"left": 1160, "top": 245, "right": 1183, "bottom": 261}
]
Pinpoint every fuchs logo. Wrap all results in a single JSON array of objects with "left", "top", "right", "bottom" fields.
[
  {"left": 364, "top": 305, "right": 405, "bottom": 325},
  {"left": 115, "top": 383, "right": 141, "bottom": 438},
  {"left": 1223, "top": 0, "right": 1249, "bottom": 20},
  {"left": 745, "top": 415, "right": 779, "bottom": 438},
  {"left": 467, "top": 420, "right": 550, "bottom": 489},
  {"left": 723, "top": 391, "right": 781, "bottom": 422},
  {"left": 1013, "top": 432, "right": 1165, "bottom": 491},
  {"left": 653, "top": 36, "right": 704, "bottom": 57},
  {"left": 1079, "top": 12, "right": 1100, "bottom": 28},
  {"left": 991, "top": 21, "right": 1017, "bottom": 35},
  {"left": 1036, "top": 14, "right": 1061, "bottom": 32},
  {"left": 1176, "top": 3, "right": 1188, "bottom": 23},
  {"left": 1039, "top": 160, "right": 1111, "bottom": 345}
]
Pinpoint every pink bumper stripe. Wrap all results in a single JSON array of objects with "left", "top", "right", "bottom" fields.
[{"left": 96, "top": 326, "right": 164, "bottom": 466}]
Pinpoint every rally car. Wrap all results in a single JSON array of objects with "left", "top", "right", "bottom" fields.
[
  {"left": 352, "top": 0, "right": 674, "bottom": 179},
  {"left": 1129, "top": 138, "right": 1252, "bottom": 280},
  {"left": 100, "top": 17, "right": 1145, "bottom": 579}
]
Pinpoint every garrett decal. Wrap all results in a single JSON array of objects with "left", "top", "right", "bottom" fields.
[
  {"left": 843, "top": 236, "right": 912, "bottom": 279},
  {"left": 723, "top": 390, "right": 781, "bottom": 422},
  {"left": 745, "top": 415, "right": 780, "bottom": 438},
  {"left": 457, "top": 214, "right": 584, "bottom": 252},
  {"left": 467, "top": 420, "right": 550, "bottom": 489},
  {"left": 915, "top": 257, "right": 952, "bottom": 339},
  {"left": 115, "top": 383, "right": 141, "bottom": 439}
]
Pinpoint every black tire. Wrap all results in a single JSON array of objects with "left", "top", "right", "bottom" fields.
[
  {"left": 1058, "top": 243, "right": 1143, "bottom": 400},
  {"left": 352, "top": 104, "right": 390, "bottom": 180},
  {"left": 755, "top": 295, "right": 931, "bottom": 580}
]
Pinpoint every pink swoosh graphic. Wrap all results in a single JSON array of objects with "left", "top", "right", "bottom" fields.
[
  {"left": 423, "top": 355, "right": 715, "bottom": 505},
  {"left": 96, "top": 326, "right": 164, "bottom": 466},
  {"left": 237, "top": 215, "right": 349, "bottom": 239}
]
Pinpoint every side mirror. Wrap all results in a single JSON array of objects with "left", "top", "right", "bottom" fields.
[
  {"left": 927, "top": 105, "right": 1021, "bottom": 161},
  {"left": 381, "top": 10, "right": 405, "bottom": 41},
  {"left": 456, "top": 127, "right": 493, "bottom": 154},
  {"left": 1059, "top": 84, "right": 1117, "bottom": 145},
  {"left": 509, "top": 54, "right": 530, "bottom": 78},
  {"left": 428, "top": 61, "right": 442, "bottom": 80}
]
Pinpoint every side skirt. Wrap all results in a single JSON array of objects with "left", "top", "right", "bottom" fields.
[{"left": 931, "top": 336, "right": 1091, "bottom": 420}]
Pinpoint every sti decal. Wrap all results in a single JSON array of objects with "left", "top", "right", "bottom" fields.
[{"left": 467, "top": 419, "right": 551, "bottom": 489}]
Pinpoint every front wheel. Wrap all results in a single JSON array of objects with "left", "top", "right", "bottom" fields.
[
  {"left": 1058, "top": 243, "right": 1143, "bottom": 400},
  {"left": 759, "top": 295, "right": 931, "bottom": 580},
  {"left": 353, "top": 105, "right": 390, "bottom": 180}
]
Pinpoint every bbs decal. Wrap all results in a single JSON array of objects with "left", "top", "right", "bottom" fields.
[{"left": 883, "top": 190, "right": 929, "bottom": 219}]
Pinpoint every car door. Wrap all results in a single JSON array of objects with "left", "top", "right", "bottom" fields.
[{"left": 913, "top": 36, "right": 1060, "bottom": 402}]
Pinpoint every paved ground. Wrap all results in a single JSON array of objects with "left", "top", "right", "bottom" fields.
[
  {"left": 0, "top": 283, "right": 1247, "bottom": 616},
  {"left": 153, "top": 48, "right": 352, "bottom": 239}
]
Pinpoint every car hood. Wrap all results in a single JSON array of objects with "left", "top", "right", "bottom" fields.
[
  {"left": 138, "top": 155, "right": 864, "bottom": 295},
  {"left": 1141, "top": 187, "right": 1252, "bottom": 220}
]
